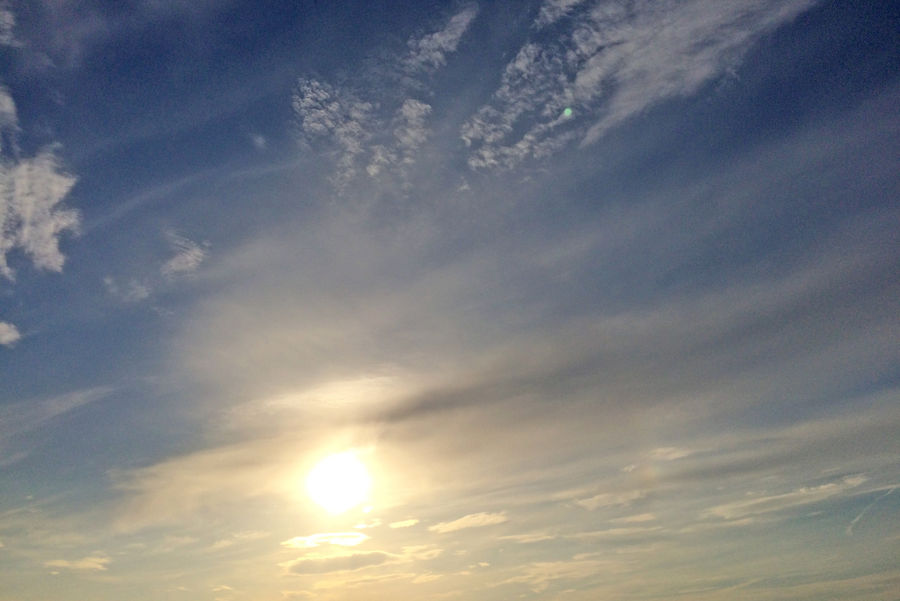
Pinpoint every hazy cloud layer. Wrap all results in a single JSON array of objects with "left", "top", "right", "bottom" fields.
[{"left": 1, "top": 2, "right": 898, "bottom": 601}]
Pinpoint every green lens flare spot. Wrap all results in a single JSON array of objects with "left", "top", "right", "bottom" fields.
[{"left": 563, "top": 107, "right": 573, "bottom": 117}]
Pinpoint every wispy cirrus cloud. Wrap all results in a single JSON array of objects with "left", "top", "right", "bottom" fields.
[
  {"left": 463, "top": 0, "right": 818, "bottom": 168},
  {"left": 0, "top": 387, "right": 112, "bottom": 441},
  {"left": 705, "top": 475, "right": 868, "bottom": 520},
  {"left": 161, "top": 231, "right": 207, "bottom": 278}
]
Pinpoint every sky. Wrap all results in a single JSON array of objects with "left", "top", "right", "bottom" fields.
[{"left": 0, "top": 1, "right": 898, "bottom": 600}]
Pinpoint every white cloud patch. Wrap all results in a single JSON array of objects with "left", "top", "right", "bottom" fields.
[
  {"left": 0, "top": 320, "right": 20, "bottom": 347},
  {"left": 463, "top": 0, "right": 818, "bottom": 168},
  {"left": 282, "top": 551, "right": 392, "bottom": 575},
  {"left": 281, "top": 532, "right": 368, "bottom": 548},
  {"left": 1, "top": 77, "right": 80, "bottom": 280},
  {"left": 161, "top": 231, "right": 207, "bottom": 278},
  {"left": 429, "top": 511, "right": 507, "bottom": 533},
  {"left": 0, "top": 147, "right": 80, "bottom": 280},
  {"left": 404, "top": 5, "right": 478, "bottom": 72},
  {"left": 45, "top": 555, "right": 110, "bottom": 572}
]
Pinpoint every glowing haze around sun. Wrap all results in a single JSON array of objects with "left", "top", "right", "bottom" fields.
[{"left": 305, "top": 451, "right": 372, "bottom": 514}]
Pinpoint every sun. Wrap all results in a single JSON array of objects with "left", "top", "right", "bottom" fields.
[{"left": 306, "top": 451, "right": 372, "bottom": 514}]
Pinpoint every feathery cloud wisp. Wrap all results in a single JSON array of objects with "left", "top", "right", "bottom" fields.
[{"left": 161, "top": 231, "right": 207, "bottom": 278}]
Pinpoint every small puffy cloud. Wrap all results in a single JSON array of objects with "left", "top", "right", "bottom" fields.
[
  {"left": 282, "top": 551, "right": 391, "bottom": 575},
  {"left": 388, "top": 518, "right": 419, "bottom": 529},
  {"left": 281, "top": 532, "right": 368, "bottom": 548},
  {"left": 0, "top": 321, "right": 20, "bottom": 347},
  {"left": 103, "top": 276, "right": 150, "bottom": 302},
  {"left": 44, "top": 555, "right": 110, "bottom": 571},
  {"left": 429, "top": 511, "right": 507, "bottom": 534},
  {"left": 161, "top": 231, "right": 207, "bottom": 278}
]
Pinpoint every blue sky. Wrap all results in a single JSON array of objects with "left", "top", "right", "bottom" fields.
[{"left": 1, "top": 1, "right": 899, "bottom": 599}]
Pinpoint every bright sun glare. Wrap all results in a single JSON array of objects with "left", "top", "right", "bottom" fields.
[{"left": 306, "top": 451, "right": 372, "bottom": 514}]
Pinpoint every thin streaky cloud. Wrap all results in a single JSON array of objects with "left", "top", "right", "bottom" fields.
[
  {"left": 846, "top": 486, "right": 896, "bottom": 536},
  {"left": 44, "top": 555, "right": 110, "bottom": 572},
  {"left": 281, "top": 551, "right": 393, "bottom": 575},
  {"left": 705, "top": 475, "right": 868, "bottom": 520},
  {"left": 429, "top": 511, "right": 508, "bottom": 533}
]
